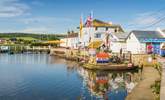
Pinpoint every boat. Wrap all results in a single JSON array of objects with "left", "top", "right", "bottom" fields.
[{"left": 82, "top": 63, "right": 138, "bottom": 71}]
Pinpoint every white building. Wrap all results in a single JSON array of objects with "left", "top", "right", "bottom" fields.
[
  {"left": 60, "top": 32, "right": 79, "bottom": 49},
  {"left": 110, "top": 32, "right": 129, "bottom": 53},
  {"left": 79, "top": 19, "right": 129, "bottom": 53},
  {"left": 126, "top": 30, "right": 165, "bottom": 54},
  {"left": 80, "top": 19, "right": 124, "bottom": 47}
]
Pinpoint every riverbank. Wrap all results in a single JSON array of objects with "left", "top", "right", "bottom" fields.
[{"left": 126, "top": 67, "right": 160, "bottom": 100}]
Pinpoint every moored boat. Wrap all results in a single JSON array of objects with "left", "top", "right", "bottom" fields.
[{"left": 82, "top": 63, "right": 138, "bottom": 71}]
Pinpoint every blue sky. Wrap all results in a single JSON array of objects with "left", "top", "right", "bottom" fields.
[{"left": 0, "top": 0, "right": 165, "bottom": 33}]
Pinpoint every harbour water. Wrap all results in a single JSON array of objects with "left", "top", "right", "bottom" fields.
[{"left": 0, "top": 54, "right": 142, "bottom": 100}]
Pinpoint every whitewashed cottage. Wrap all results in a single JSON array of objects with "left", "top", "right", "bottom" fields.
[{"left": 126, "top": 30, "right": 165, "bottom": 54}]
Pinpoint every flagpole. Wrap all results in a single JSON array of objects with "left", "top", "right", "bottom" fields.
[
  {"left": 81, "top": 13, "right": 85, "bottom": 61},
  {"left": 91, "top": 10, "right": 94, "bottom": 49}
]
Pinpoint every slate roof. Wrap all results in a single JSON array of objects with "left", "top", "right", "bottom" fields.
[
  {"left": 63, "top": 33, "right": 78, "bottom": 38},
  {"left": 132, "top": 30, "right": 163, "bottom": 38},
  {"left": 112, "top": 32, "right": 129, "bottom": 42},
  {"left": 130, "top": 30, "right": 165, "bottom": 42}
]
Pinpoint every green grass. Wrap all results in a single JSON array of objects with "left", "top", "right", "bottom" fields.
[
  {"left": 3, "top": 37, "right": 38, "bottom": 40},
  {"left": 0, "top": 44, "right": 24, "bottom": 46},
  {"left": 16, "top": 37, "right": 38, "bottom": 40}
]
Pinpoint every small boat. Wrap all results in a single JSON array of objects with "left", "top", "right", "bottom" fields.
[{"left": 82, "top": 63, "right": 138, "bottom": 71}]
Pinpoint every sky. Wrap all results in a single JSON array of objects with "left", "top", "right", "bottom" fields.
[{"left": 0, "top": 0, "right": 165, "bottom": 34}]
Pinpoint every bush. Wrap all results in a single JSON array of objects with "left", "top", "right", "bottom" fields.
[{"left": 151, "top": 80, "right": 161, "bottom": 100}]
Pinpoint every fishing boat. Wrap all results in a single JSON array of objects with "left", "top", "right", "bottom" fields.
[
  {"left": 81, "top": 51, "right": 139, "bottom": 71},
  {"left": 82, "top": 63, "right": 138, "bottom": 71}
]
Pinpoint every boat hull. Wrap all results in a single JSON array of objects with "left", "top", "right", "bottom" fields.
[{"left": 82, "top": 63, "right": 138, "bottom": 71}]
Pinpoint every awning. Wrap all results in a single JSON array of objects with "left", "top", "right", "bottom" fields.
[
  {"left": 140, "top": 38, "right": 165, "bottom": 43},
  {"left": 45, "top": 40, "right": 65, "bottom": 44},
  {"left": 96, "top": 52, "right": 109, "bottom": 58},
  {"left": 88, "top": 40, "right": 103, "bottom": 48}
]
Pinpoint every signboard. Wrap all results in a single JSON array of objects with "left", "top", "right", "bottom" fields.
[
  {"left": 89, "top": 49, "right": 96, "bottom": 55},
  {"left": 140, "top": 38, "right": 165, "bottom": 43}
]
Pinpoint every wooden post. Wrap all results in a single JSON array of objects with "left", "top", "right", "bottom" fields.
[{"left": 129, "top": 52, "right": 132, "bottom": 63}]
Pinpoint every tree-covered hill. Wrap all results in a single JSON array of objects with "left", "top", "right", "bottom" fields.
[{"left": 0, "top": 33, "right": 66, "bottom": 40}]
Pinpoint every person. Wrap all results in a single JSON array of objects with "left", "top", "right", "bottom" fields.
[
  {"left": 120, "top": 48, "right": 123, "bottom": 58},
  {"left": 71, "top": 50, "right": 73, "bottom": 56},
  {"left": 147, "top": 44, "right": 153, "bottom": 54},
  {"left": 120, "top": 48, "right": 122, "bottom": 55},
  {"left": 140, "top": 64, "right": 143, "bottom": 73}
]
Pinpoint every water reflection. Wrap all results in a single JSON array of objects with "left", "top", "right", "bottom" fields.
[
  {"left": 0, "top": 54, "right": 50, "bottom": 64},
  {"left": 0, "top": 54, "right": 142, "bottom": 100},
  {"left": 77, "top": 67, "right": 142, "bottom": 100}
]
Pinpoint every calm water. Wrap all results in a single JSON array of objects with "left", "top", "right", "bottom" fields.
[{"left": 0, "top": 54, "right": 142, "bottom": 100}]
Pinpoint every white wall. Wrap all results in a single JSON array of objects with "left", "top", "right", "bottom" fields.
[
  {"left": 139, "top": 43, "right": 146, "bottom": 54},
  {"left": 126, "top": 33, "right": 142, "bottom": 54},
  {"left": 79, "top": 27, "right": 116, "bottom": 46},
  {"left": 60, "top": 37, "right": 79, "bottom": 49},
  {"left": 60, "top": 38, "right": 67, "bottom": 47},
  {"left": 110, "top": 42, "right": 127, "bottom": 53}
]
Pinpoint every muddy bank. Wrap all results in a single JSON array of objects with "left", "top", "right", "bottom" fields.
[{"left": 126, "top": 67, "right": 160, "bottom": 100}]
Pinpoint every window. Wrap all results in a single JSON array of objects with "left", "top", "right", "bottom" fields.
[
  {"left": 95, "top": 27, "right": 98, "bottom": 31},
  {"left": 114, "top": 29, "right": 117, "bottom": 33},
  {"left": 95, "top": 33, "right": 101, "bottom": 38},
  {"left": 129, "top": 36, "right": 131, "bottom": 39},
  {"left": 106, "top": 27, "right": 108, "bottom": 31}
]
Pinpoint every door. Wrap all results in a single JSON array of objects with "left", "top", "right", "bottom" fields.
[{"left": 153, "top": 43, "right": 160, "bottom": 54}]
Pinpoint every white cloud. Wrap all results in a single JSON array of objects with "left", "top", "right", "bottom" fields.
[
  {"left": 18, "top": 25, "right": 55, "bottom": 33},
  {"left": 18, "top": 16, "right": 73, "bottom": 24},
  {"left": 0, "top": 0, "right": 30, "bottom": 17},
  {"left": 21, "top": 27, "right": 52, "bottom": 33},
  {"left": 31, "top": 0, "right": 44, "bottom": 6}
]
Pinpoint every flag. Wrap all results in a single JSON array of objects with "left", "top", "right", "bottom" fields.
[
  {"left": 89, "top": 37, "right": 91, "bottom": 42},
  {"left": 80, "top": 16, "right": 83, "bottom": 38},
  {"left": 85, "top": 12, "right": 93, "bottom": 27}
]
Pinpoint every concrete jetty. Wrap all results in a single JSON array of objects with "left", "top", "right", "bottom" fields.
[{"left": 158, "top": 57, "right": 165, "bottom": 100}]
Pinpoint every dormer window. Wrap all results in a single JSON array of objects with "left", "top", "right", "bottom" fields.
[
  {"left": 106, "top": 27, "right": 108, "bottom": 31},
  {"left": 129, "top": 36, "right": 131, "bottom": 39},
  {"left": 95, "top": 27, "right": 98, "bottom": 31},
  {"left": 114, "top": 29, "right": 117, "bottom": 33},
  {"left": 95, "top": 33, "right": 101, "bottom": 38}
]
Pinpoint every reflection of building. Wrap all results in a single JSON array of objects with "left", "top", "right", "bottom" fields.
[
  {"left": 0, "top": 39, "right": 6, "bottom": 44},
  {"left": 77, "top": 67, "right": 141, "bottom": 99}
]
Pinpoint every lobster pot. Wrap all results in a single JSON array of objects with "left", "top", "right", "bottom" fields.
[
  {"left": 96, "top": 52, "right": 109, "bottom": 63},
  {"left": 96, "top": 58, "right": 109, "bottom": 63}
]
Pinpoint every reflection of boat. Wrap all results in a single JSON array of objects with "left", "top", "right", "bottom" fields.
[
  {"left": 9, "top": 51, "right": 14, "bottom": 55},
  {"left": 77, "top": 67, "right": 141, "bottom": 100},
  {"left": 82, "top": 63, "right": 138, "bottom": 71}
]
